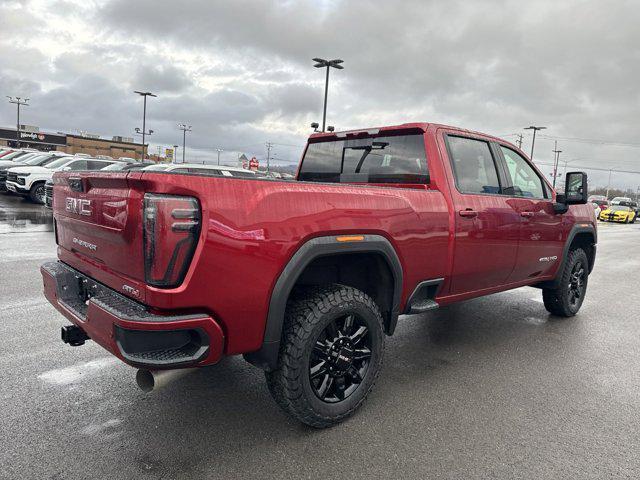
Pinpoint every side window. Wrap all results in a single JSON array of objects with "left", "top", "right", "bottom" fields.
[
  {"left": 447, "top": 136, "right": 501, "bottom": 195},
  {"left": 66, "top": 160, "right": 87, "bottom": 171},
  {"left": 500, "top": 146, "right": 547, "bottom": 199}
]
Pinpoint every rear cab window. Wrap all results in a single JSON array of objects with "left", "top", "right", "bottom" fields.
[{"left": 298, "top": 132, "right": 428, "bottom": 184}]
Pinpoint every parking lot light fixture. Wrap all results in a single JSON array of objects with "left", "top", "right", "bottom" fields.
[
  {"left": 524, "top": 125, "right": 546, "bottom": 161},
  {"left": 7, "top": 96, "right": 29, "bottom": 149},
  {"left": 134, "top": 91, "right": 157, "bottom": 160},
  {"left": 313, "top": 58, "right": 344, "bottom": 133}
]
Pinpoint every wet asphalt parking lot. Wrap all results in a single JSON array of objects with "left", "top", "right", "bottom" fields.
[{"left": 0, "top": 192, "right": 639, "bottom": 480}]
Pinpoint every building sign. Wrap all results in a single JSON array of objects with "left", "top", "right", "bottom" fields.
[
  {"left": 165, "top": 148, "right": 174, "bottom": 161},
  {"left": 0, "top": 127, "right": 66, "bottom": 146},
  {"left": 249, "top": 157, "right": 259, "bottom": 171}
]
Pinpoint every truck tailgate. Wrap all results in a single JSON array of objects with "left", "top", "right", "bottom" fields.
[{"left": 53, "top": 171, "right": 145, "bottom": 282}]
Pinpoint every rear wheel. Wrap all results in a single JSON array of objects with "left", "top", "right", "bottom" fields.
[
  {"left": 266, "top": 284, "right": 384, "bottom": 428},
  {"left": 542, "top": 248, "right": 589, "bottom": 317},
  {"left": 29, "top": 182, "right": 46, "bottom": 204}
]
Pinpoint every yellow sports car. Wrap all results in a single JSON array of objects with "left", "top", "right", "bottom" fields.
[{"left": 599, "top": 205, "right": 636, "bottom": 223}]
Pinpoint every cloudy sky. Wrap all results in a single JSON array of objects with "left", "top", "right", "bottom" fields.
[{"left": 1, "top": 0, "right": 639, "bottom": 189}]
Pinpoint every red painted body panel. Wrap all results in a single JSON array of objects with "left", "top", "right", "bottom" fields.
[{"left": 46, "top": 123, "right": 596, "bottom": 366}]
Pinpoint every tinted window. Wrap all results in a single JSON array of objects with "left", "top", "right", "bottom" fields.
[
  {"left": 299, "top": 134, "right": 428, "bottom": 184},
  {"left": 448, "top": 136, "right": 500, "bottom": 194},
  {"left": 500, "top": 146, "right": 547, "bottom": 198},
  {"left": 87, "top": 160, "right": 113, "bottom": 170}
]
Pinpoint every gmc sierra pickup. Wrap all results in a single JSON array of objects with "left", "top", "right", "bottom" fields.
[{"left": 41, "top": 123, "right": 596, "bottom": 427}]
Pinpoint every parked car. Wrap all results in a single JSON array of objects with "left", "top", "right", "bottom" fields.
[
  {"left": 589, "top": 202, "right": 601, "bottom": 218},
  {"left": 610, "top": 196, "right": 632, "bottom": 206},
  {"left": 6, "top": 156, "right": 118, "bottom": 203},
  {"left": 0, "top": 152, "right": 71, "bottom": 191},
  {"left": 142, "top": 163, "right": 258, "bottom": 177},
  {"left": 0, "top": 149, "right": 42, "bottom": 167},
  {"left": 42, "top": 122, "right": 596, "bottom": 427},
  {"left": 587, "top": 194, "right": 609, "bottom": 212},
  {"left": 599, "top": 205, "right": 636, "bottom": 223}
]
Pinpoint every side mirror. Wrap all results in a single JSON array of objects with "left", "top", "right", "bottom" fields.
[{"left": 565, "top": 171, "right": 588, "bottom": 205}]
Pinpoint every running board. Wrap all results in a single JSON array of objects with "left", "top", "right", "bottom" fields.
[{"left": 407, "top": 299, "right": 439, "bottom": 314}]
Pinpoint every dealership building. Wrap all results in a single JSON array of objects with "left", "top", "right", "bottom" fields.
[{"left": 0, "top": 125, "right": 145, "bottom": 159}]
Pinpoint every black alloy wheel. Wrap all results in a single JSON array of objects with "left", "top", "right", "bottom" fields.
[
  {"left": 265, "top": 284, "right": 384, "bottom": 428},
  {"left": 567, "top": 260, "right": 586, "bottom": 309},
  {"left": 309, "top": 313, "right": 372, "bottom": 403},
  {"left": 542, "top": 248, "right": 589, "bottom": 317}
]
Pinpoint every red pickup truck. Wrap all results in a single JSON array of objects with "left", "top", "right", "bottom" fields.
[{"left": 42, "top": 123, "right": 596, "bottom": 427}]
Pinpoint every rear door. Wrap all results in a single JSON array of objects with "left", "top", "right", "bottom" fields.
[
  {"left": 439, "top": 132, "right": 520, "bottom": 295},
  {"left": 496, "top": 145, "right": 563, "bottom": 282}
]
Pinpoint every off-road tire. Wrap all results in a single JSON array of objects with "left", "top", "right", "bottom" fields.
[
  {"left": 29, "top": 182, "right": 46, "bottom": 204},
  {"left": 265, "top": 284, "right": 384, "bottom": 428},
  {"left": 542, "top": 248, "right": 589, "bottom": 317}
]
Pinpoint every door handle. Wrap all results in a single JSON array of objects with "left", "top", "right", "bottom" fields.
[
  {"left": 520, "top": 211, "right": 534, "bottom": 218},
  {"left": 459, "top": 209, "right": 478, "bottom": 218}
]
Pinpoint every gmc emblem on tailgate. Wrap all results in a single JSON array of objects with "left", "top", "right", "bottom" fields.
[{"left": 65, "top": 197, "right": 92, "bottom": 216}]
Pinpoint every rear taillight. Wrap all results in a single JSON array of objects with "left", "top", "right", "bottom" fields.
[{"left": 143, "top": 193, "right": 201, "bottom": 288}]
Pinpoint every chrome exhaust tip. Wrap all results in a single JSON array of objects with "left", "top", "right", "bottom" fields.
[{"left": 135, "top": 368, "right": 196, "bottom": 393}]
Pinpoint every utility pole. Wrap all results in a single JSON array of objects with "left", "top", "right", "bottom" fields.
[
  {"left": 606, "top": 169, "right": 613, "bottom": 200},
  {"left": 551, "top": 141, "right": 562, "bottom": 189},
  {"left": 134, "top": 91, "right": 157, "bottom": 161},
  {"left": 524, "top": 125, "right": 546, "bottom": 160},
  {"left": 312, "top": 58, "right": 344, "bottom": 132},
  {"left": 516, "top": 133, "right": 524, "bottom": 150},
  {"left": 6, "top": 96, "right": 29, "bottom": 148},
  {"left": 265, "top": 142, "right": 273, "bottom": 173},
  {"left": 215, "top": 148, "right": 223, "bottom": 165},
  {"left": 178, "top": 124, "right": 191, "bottom": 163}
]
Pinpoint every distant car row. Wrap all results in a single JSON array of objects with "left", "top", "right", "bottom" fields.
[
  {"left": 0, "top": 147, "right": 292, "bottom": 206},
  {"left": 588, "top": 195, "right": 639, "bottom": 224}
]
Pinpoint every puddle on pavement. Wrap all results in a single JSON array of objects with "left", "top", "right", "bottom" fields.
[{"left": 0, "top": 203, "right": 53, "bottom": 233}]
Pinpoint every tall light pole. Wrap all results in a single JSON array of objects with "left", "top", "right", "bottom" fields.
[
  {"left": 7, "top": 96, "right": 29, "bottom": 148},
  {"left": 312, "top": 58, "right": 344, "bottom": 132},
  {"left": 551, "top": 141, "right": 562, "bottom": 189},
  {"left": 215, "top": 148, "right": 223, "bottom": 165},
  {"left": 134, "top": 91, "right": 156, "bottom": 160},
  {"left": 178, "top": 124, "right": 191, "bottom": 163},
  {"left": 524, "top": 125, "right": 546, "bottom": 161}
]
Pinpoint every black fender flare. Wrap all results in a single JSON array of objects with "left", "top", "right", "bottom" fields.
[
  {"left": 244, "top": 234, "right": 403, "bottom": 370},
  {"left": 536, "top": 224, "right": 597, "bottom": 289},
  {"left": 562, "top": 224, "right": 597, "bottom": 274}
]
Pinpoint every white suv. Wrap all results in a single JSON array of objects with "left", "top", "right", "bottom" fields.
[{"left": 6, "top": 156, "right": 118, "bottom": 204}]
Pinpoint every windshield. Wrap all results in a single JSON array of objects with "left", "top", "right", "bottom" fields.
[
  {"left": 610, "top": 206, "right": 630, "bottom": 212},
  {"left": 24, "top": 155, "right": 53, "bottom": 165},
  {"left": 2, "top": 151, "right": 31, "bottom": 160},
  {"left": 45, "top": 158, "right": 73, "bottom": 169}
]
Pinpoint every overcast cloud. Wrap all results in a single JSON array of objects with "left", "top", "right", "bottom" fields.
[{"left": 1, "top": 0, "right": 639, "bottom": 188}]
